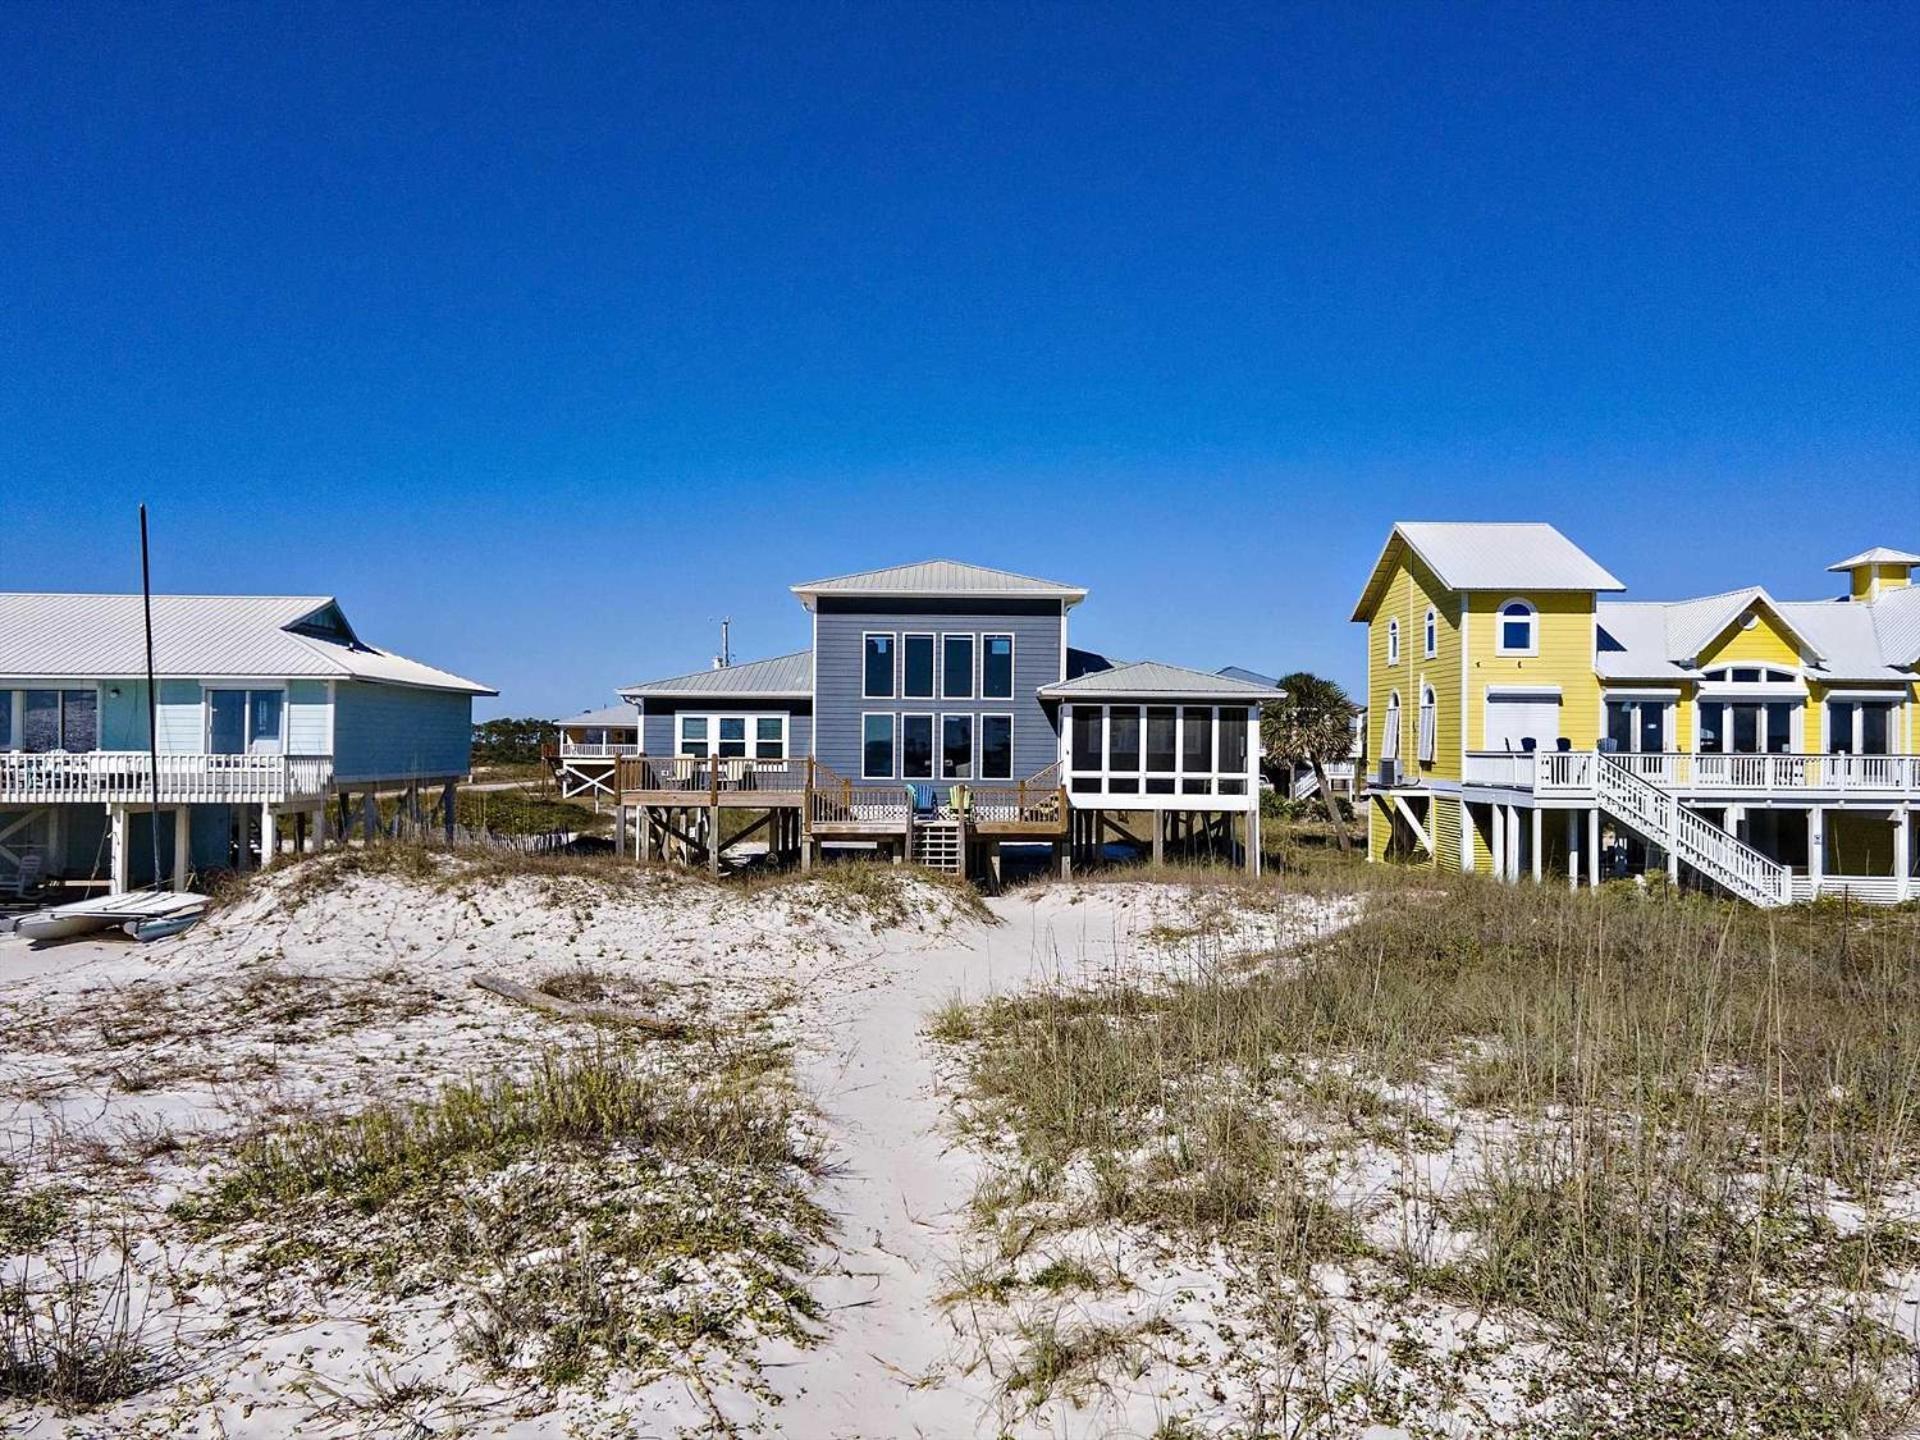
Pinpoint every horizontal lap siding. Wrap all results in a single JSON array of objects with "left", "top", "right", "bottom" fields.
[
  {"left": 288, "top": 681, "right": 330, "bottom": 754},
  {"left": 642, "top": 700, "right": 814, "bottom": 757},
  {"left": 814, "top": 597, "right": 1062, "bottom": 789},
  {"left": 330, "top": 682, "right": 474, "bottom": 783}
]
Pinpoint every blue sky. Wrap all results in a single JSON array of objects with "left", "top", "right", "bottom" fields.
[{"left": 3, "top": 3, "right": 1916, "bottom": 718}]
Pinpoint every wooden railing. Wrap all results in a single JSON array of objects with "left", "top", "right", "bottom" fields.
[
  {"left": 808, "top": 760, "right": 909, "bottom": 825},
  {"left": 972, "top": 764, "right": 1067, "bottom": 826},
  {"left": 616, "top": 755, "right": 810, "bottom": 796},
  {"left": 0, "top": 751, "right": 334, "bottom": 805}
]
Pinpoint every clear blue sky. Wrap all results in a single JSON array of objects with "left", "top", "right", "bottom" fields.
[{"left": 4, "top": 3, "right": 1915, "bottom": 718}]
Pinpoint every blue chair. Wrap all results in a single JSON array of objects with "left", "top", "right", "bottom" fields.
[{"left": 907, "top": 783, "right": 936, "bottom": 818}]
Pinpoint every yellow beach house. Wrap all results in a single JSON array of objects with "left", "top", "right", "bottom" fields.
[{"left": 1351, "top": 524, "right": 1920, "bottom": 905}]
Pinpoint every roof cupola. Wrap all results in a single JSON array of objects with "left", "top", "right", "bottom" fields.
[{"left": 1827, "top": 547, "right": 1919, "bottom": 602}]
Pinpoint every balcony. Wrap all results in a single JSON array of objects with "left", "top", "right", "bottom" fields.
[
  {"left": 558, "top": 739, "right": 642, "bottom": 759},
  {"left": 0, "top": 751, "right": 335, "bottom": 807},
  {"left": 1462, "top": 750, "right": 1920, "bottom": 800}
]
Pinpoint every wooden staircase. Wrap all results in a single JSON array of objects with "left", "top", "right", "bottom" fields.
[{"left": 910, "top": 819, "right": 964, "bottom": 875}]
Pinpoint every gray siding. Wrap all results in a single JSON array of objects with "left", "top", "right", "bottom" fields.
[
  {"left": 331, "top": 681, "right": 474, "bottom": 783},
  {"left": 813, "top": 597, "right": 1062, "bottom": 790},
  {"left": 642, "top": 700, "right": 813, "bottom": 757}
]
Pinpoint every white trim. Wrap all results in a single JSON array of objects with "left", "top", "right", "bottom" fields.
[
  {"left": 203, "top": 682, "right": 291, "bottom": 756},
  {"left": 1061, "top": 701, "right": 1257, "bottom": 809},
  {"left": 1494, "top": 598, "right": 1538, "bottom": 657},
  {"left": 940, "top": 711, "right": 974, "bottom": 780},
  {"left": 1484, "top": 684, "right": 1563, "bottom": 699},
  {"left": 1602, "top": 686, "right": 1682, "bottom": 700},
  {"left": 861, "top": 632, "right": 897, "bottom": 700},
  {"left": 1386, "top": 618, "right": 1401, "bottom": 667},
  {"left": 940, "top": 633, "right": 976, "bottom": 701},
  {"left": 901, "top": 712, "right": 935, "bottom": 779},
  {"left": 901, "top": 632, "right": 936, "bottom": 700},
  {"left": 979, "top": 712, "right": 1014, "bottom": 780},
  {"left": 676, "top": 710, "right": 791, "bottom": 761},
  {"left": 1422, "top": 605, "right": 1437, "bottom": 659},
  {"left": 860, "top": 711, "right": 896, "bottom": 779},
  {"left": 981, "top": 632, "right": 1016, "bottom": 700}
]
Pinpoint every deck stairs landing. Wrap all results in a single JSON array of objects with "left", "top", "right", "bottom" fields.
[
  {"left": 910, "top": 819, "right": 964, "bottom": 875},
  {"left": 1593, "top": 753, "right": 1792, "bottom": 907}
]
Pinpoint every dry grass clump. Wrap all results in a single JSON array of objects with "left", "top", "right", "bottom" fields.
[
  {"left": 0, "top": 1242, "right": 158, "bottom": 1413},
  {"left": 746, "top": 860, "right": 995, "bottom": 929},
  {"left": 941, "top": 878, "right": 1920, "bottom": 1434},
  {"left": 175, "top": 1038, "right": 828, "bottom": 1398}
]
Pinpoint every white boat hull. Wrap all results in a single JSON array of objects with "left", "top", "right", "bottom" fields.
[{"left": 13, "top": 889, "right": 207, "bottom": 944}]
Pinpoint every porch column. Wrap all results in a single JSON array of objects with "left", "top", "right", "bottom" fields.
[
  {"left": 1586, "top": 808, "right": 1601, "bottom": 889},
  {"left": 1530, "top": 807, "right": 1543, "bottom": 883},
  {"left": 362, "top": 792, "right": 378, "bottom": 842},
  {"left": 613, "top": 805, "right": 628, "bottom": 859},
  {"left": 173, "top": 806, "right": 191, "bottom": 890},
  {"left": 1566, "top": 809, "right": 1580, "bottom": 891},
  {"left": 1246, "top": 804, "right": 1261, "bottom": 876},
  {"left": 1508, "top": 806, "right": 1523, "bottom": 882},
  {"left": 315, "top": 799, "right": 331, "bottom": 851},
  {"left": 442, "top": 780, "right": 457, "bottom": 845},
  {"left": 1490, "top": 803, "right": 1505, "bottom": 880},
  {"left": 1892, "top": 806, "right": 1910, "bottom": 903},
  {"left": 1667, "top": 843, "right": 1679, "bottom": 886},
  {"left": 108, "top": 806, "right": 131, "bottom": 896},
  {"left": 1151, "top": 811, "right": 1164, "bottom": 866},
  {"left": 260, "top": 802, "right": 275, "bottom": 865},
  {"left": 708, "top": 804, "right": 721, "bottom": 876},
  {"left": 1808, "top": 806, "right": 1825, "bottom": 895}
]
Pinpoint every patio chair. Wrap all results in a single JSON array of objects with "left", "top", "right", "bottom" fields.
[
  {"left": 907, "top": 783, "right": 936, "bottom": 818},
  {"left": 3, "top": 853, "right": 45, "bottom": 901}
]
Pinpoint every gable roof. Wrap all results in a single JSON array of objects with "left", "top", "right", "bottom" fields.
[
  {"left": 1216, "top": 665, "right": 1281, "bottom": 688},
  {"left": 1829, "top": 547, "right": 1920, "bottom": 571},
  {"left": 791, "top": 560, "right": 1087, "bottom": 609},
  {"left": 0, "top": 593, "right": 495, "bottom": 694},
  {"left": 1040, "top": 659, "right": 1283, "bottom": 701},
  {"left": 1351, "top": 522, "right": 1624, "bottom": 621},
  {"left": 619, "top": 650, "right": 813, "bottom": 700},
  {"left": 556, "top": 704, "right": 639, "bottom": 728},
  {"left": 1594, "top": 589, "right": 1920, "bottom": 681}
]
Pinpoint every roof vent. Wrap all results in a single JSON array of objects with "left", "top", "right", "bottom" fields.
[{"left": 1826, "top": 547, "right": 1919, "bottom": 602}]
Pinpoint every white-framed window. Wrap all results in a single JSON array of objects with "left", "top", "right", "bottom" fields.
[
  {"left": 677, "top": 712, "right": 788, "bottom": 760},
  {"left": 1825, "top": 699, "right": 1897, "bottom": 755},
  {"left": 1386, "top": 618, "right": 1400, "bottom": 666},
  {"left": 1381, "top": 690, "right": 1402, "bottom": 761},
  {"left": 12, "top": 687, "right": 100, "bottom": 754},
  {"left": 1065, "top": 703, "right": 1253, "bottom": 798},
  {"left": 206, "top": 687, "right": 284, "bottom": 756},
  {"left": 902, "top": 633, "right": 936, "bottom": 699},
  {"left": 863, "top": 633, "right": 896, "bottom": 699},
  {"left": 901, "top": 713, "right": 935, "bottom": 778},
  {"left": 941, "top": 713, "right": 974, "bottom": 780},
  {"left": 1604, "top": 697, "right": 1670, "bottom": 754},
  {"left": 862, "top": 713, "right": 896, "bottom": 778},
  {"left": 980, "top": 713, "right": 1014, "bottom": 779},
  {"left": 1423, "top": 606, "right": 1438, "bottom": 659},
  {"left": 941, "top": 634, "right": 975, "bottom": 699},
  {"left": 1417, "top": 683, "right": 1437, "bottom": 763},
  {"left": 1496, "top": 599, "right": 1537, "bottom": 656},
  {"left": 1702, "top": 667, "right": 1796, "bottom": 683},
  {"left": 982, "top": 634, "right": 1015, "bottom": 699}
]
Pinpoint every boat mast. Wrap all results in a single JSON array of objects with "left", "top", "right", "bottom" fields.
[{"left": 139, "top": 505, "right": 166, "bottom": 889}]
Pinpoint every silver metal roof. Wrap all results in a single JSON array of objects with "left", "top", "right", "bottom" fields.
[
  {"left": 556, "top": 703, "right": 640, "bottom": 728},
  {"left": 1869, "top": 585, "right": 1920, "bottom": 665},
  {"left": 620, "top": 650, "right": 813, "bottom": 699},
  {"left": 1041, "top": 659, "right": 1283, "bottom": 700},
  {"left": 0, "top": 593, "right": 495, "bottom": 694},
  {"left": 791, "top": 559, "right": 1087, "bottom": 608},
  {"left": 1216, "top": 665, "right": 1281, "bottom": 688},
  {"left": 1353, "top": 522, "right": 1625, "bottom": 620},
  {"left": 1597, "top": 588, "right": 1916, "bottom": 682},
  {"left": 1828, "top": 547, "right": 1920, "bottom": 571}
]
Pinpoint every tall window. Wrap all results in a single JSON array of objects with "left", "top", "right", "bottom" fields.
[
  {"left": 1386, "top": 619, "right": 1400, "bottom": 665},
  {"left": 903, "top": 634, "right": 935, "bottom": 699},
  {"left": 1109, "top": 708, "right": 1141, "bottom": 794},
  {"left": 1497, "top": 600, "right": 1537, "bottom": 655},
  {"left": 1218, "top": 710, "right": 1249, "bottom": 795},
  {"left": 863, "top": 634, "right": 895, "bottom": 699},
  {"left": 1417, "top": 684, "right": 1437, "bottom": 763},
  {"left": 942, "top": 635, "right": 974, "bottom": 699},
  {"left": 862, "top": 714, "right": 895, "bottom": 778},
  {"left": 1423, "top": 607, "right": 1438, "bottom": 658},
  {"left": 1182, "top": 707, "right": 1214, "bottom": 794},
  {"left": 980, "top": 715, "right": 1013, "bottom": 779},
  {"left": 1605, "top": 699, "right": 1668, "bottom": 754},
  {"left": 1827, "top": 700, "right": 1894, "bottom": 755},
  {"left": 1145, "top": 706, "right": 1176, "bottom": 793},
  {"left": 1070, "top": 707, "right": 1102, "bottom": 774},
  {"left": 1701, "top": 701, "right": 1793, "bottom": 755},
  {"left": 942, "top": 714, "right": 973, "bottom": 779},
  {"left": 902, "top": 715, "right": 934, "bottom": 778},
  {"left": 1382, "top": 692, "right": 1401, "bottom": 761},
  {"left": 982, "top": 634, "right": 1014, "bottom": 698}
]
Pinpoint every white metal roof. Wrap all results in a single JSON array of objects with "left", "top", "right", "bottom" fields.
[
  {"left": 791, "top": 559, "right": 1087, "bottom": 609},
  {"left": 556, "top": 704, "right": 640, "bottom": 728},
  {"left": 1352, "top": 522, "right": 1625, "bottom": 620},
  {"left": 1597, "top": 589, "right": 1917, "bottom": 682},
  {"left": 0, "top": 593, "right": 495, "bottom": 694},
  {"left": 619, "top": 650, "right": 813, "bottom": 699},
  {"left": 1828, "top": 547, "right": 1920, "bottom": 571},
  {"left": 1041, "top": 659, "right": 1283, "bottom": 700}
]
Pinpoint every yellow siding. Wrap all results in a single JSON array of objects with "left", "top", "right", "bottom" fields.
[
  {"left": 1850, "top": 564, "right": 1911, "bottom": 601},
  {"left": 1362, "top": 543, "right": 1464, "bottom": 781},
  {"left": 1673, "top": 682, "right": 1696, "bottom": 751},
  {"left": 1367, "top": 794, "right": 1391, "bottom": 862},
  {"left": 1465, "top": 592, "right": 1602, "bottom": 751},
  {"left": 1697, "top": 606, "right": 1819, "bottom": 742}
]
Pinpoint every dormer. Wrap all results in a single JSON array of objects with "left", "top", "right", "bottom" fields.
[{"left": 1828, "top": 547, "right": 1918, "bottom": 603}]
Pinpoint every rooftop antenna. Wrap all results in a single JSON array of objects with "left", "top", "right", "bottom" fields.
[
  {"left": 713, "top": 616, "right": 732, "bottom": 670},
  {"left": 138, "top": 505, "right": 166, "bottom": 889}
]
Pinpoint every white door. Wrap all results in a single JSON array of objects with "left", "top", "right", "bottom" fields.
[{"left": 1484, "top": 695, "right": 1561, "bottom": 752}]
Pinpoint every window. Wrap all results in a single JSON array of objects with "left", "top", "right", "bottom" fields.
[
  {"left": 862, "top": 713, "right": 895, "bottom": 778},
  {"left": 942, "top": 634, "right": 975, "bottom": 699},
  {"left": 755, "top": 716, "right": 785, "bottom": 760},
  {"left": 681, "top": 713, "right": 786, "bottom": 760},
  {"left": 863, "top": 634, "right": 895, "bottom": 699},
  {"left": 903, "top": 634, "right": 935, "bottom": 699},
  {"left": 980, "top": 715, "right": 1013, "bottom": 779},
  {"left": 902, "top": 715, "right": 934, "bottom": 778},
  {"left": 1218, "top": 709, "right": 1249, "bottom": 795},
  {"left": 942, "top": 714, "right": 973, "bottom": 779},
  {"left": 1182, "top": 706, "right": 1214, "bottom": 794},
  {"left": 0, "top": 693, "right": 9, "bottom": 750},
  {"left": 679, "top": 715, "right": 709, "bottom": 758},
  {"left": 21, "top": 690, "right": 96, "bottom": 753},
  {"left": 1497, "top": 600, "right": 1537, "bottom": 656},
  {"left": 1423, "top": 607, "right": 1438, "bottom": 658},
  {"left": 1109, "top": 708, "right": 1141, "bottom": 794},
  {"left": 1386, "top": 619, "right": 1400, "bottom": 666},
  {"left": 982, "top": 634, "right": 1014, "bottom": 699},
  {"left": 1702, "top": 701, "right": 1792, "bottom": 755},
  {"left": 207, "top": 689, "right": 278, "bottom": 755},
  {"left": 717, "top": 717, "right": 748, "bottom": 757},
  {"left": 1703, "top": 667, "right": 1795, "bottom": 683},
  {"left": 1604, "top": 699, "right": 1669, "bottom": 754},
  {"left": 1070, "top": 706, "right": 1103, "bottom": 773},
  {"left": 1382, "top": 692, "right": 1401, "bottom": 761},
  {"left": 1827, "top": 700, "right": 1895, "bottom": 755},
  {"left": 1417, "top": 684, "right": 1437, "bottom": 763},
  {"left": 1145, "top": 706, "right": 1176, "bottom": 793}
]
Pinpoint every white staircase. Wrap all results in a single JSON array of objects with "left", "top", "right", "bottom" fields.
[
  {"left": 1592, "top": 753, "right": 1792, "bottom": 907},
  {"left": 910, "top": 819, "right": 964, "bottom": 875}
]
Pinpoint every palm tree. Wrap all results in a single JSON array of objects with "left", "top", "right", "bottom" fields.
[{"left": 1260, "top": 672, "right": 1358, "bottom": 852}]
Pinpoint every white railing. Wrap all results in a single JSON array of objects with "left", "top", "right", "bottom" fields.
[
  {"left": 0, "top": 751, "right": 335, "bottom": 806},
  {"left": 1462, "top": 751, "right": 1538, "bottom": 787},
  {"left": 1594, "top": 753, "right": 1791, "bottom": 907},
  {"left": 1791, "top": 875, "right": 1910, "bottom": 905},
  {"left": 1471, "top": 751, "right": 1920, "bottom": 798},
  {"left": 559, "top": 740, "right": 642, "bottom": 759}
]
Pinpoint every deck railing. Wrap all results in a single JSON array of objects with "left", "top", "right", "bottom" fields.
[
  {"left": 616, "top": 754, "right": 812, "bottom": 797},
  {"left": 808, "top": 760, "right": 909, "bottom": 825},
  {"left": 559, "top": 740, "right": 642, "bottom": 759},
  {"left": 1464, "top": 750, "right": 1920, "bottom": 797},
  {"left": 972, "top": 764, "right": 1067, "bottom": 826},
  {"left": 0, "top": 751, "right": 334, "bottom": 806}
]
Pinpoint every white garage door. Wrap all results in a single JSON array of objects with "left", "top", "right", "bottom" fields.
[{"left": 1484, "top": 695, "right": 1561, "bottom": 752}]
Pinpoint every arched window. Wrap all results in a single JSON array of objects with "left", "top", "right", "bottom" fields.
[
  {"left": 1417, "top": 682, "right": 1437, "bottom": 763},
  {"left": 1382, "top": 690, "right": 1402, "bottom": 760},
  {"left": 1386, "top": 618, "right": 1401, "bottom": 665},
  {"left": 1423, "top": 606, "right": 1438, "bottom": 658},
  {"left": 1497, "top": 599, "right": 1537, "bottom": 656}
]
